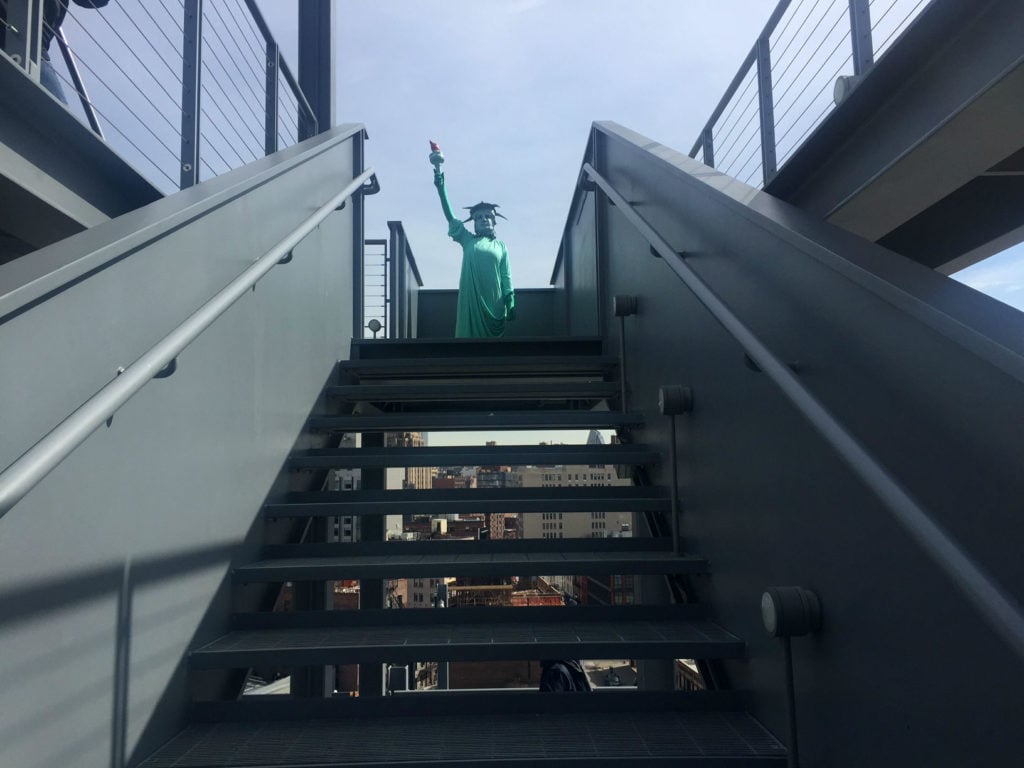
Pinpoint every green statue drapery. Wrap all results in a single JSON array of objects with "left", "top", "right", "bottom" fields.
[{"left": 430, "top": 142, "right": 515, "bottom": 338}]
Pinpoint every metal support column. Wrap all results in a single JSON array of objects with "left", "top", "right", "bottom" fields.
[
  {"left": 387, "top": 221, "right": 400, "bottom": 339},
  {"left": 755, "top": 35, "right": 777, "bottom": 183},
  {"left": 352, "top": 131, "right": 366, "bottom": 337},
  {"left": 264, "top": 40, "right": 279, "bottom": 155},
  {"left": 298, "top": 0, "right": 333, "bottom": 138},
  {"left": 358, "top": 431, "right": 386, "bottom": 697},
  {"left": 701, "top": 126, "right": 715, "bottom": 168},
  {"left": 55, "top": 29, "right": 103, "bottom": 137},
  {"left": 3, "top": 0, "right": 43, "bottom": 80},
  {"left": 179, "top": 0, "right": 203, "bottom": 189},
  {"left": 848, "top": 0, "right": 874, "bottom": 76}
]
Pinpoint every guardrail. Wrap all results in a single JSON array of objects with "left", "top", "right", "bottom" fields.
[
  {"left": 691, "top": 0, "right": 933, "bottom": 186},
  {"left": 0, "top": 0, "right": 316, "bottom": 193},
  {"left": 0, "top": 165, "right": 376, "bottom": 519},
  {"left": 581, "top": 159, "right": 1024, "bottom": 665}
]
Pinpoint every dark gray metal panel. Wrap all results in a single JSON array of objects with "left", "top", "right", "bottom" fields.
[
  {"left": 416, "top": 287, "right": 565, "bottom": 337},
  {"left": 0, "top": 128, "right": 361, "bottom": 768},
  {"left": 287, "top": 443, "right": 660, "bottom": 469},
  {"left": 309, "top": 410, "right": 644, "bottom": 432},
  {"left": 582, "top": 121, "right": 1024, "bottom": 766},
  {"left": 233, "top": 551, "right": 705, "bottom": 581},
  {"left": 140, "top": 710, "right": 786, "bottom": 766},
  {"left": 189, "top": 618, "right": 742, "bottom": 667}
]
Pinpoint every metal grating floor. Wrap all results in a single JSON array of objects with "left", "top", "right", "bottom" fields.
[{"left": 139, "top": 710, "right": 787, "bottom": 766}]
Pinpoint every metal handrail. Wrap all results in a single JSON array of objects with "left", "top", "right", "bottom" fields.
[
  {"left": 0, "top": 167, "right": 376, "bottom": 519},
  {"left": 581, "top": 162, "right": 1024, "bottom": 663}
]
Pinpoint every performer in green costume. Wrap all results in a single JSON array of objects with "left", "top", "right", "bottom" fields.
[{"left": 430, "top": 142, "right": 515, "bottom": 338}]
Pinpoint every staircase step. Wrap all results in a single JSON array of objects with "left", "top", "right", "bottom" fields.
[
  {"left": 351, "top": 336, "right": 605, "bottom": 361},
  {"left": 327, "top": 381, "right": 619, "bottom": 403},
  {"left": 339, "top": 354, "right": 619, "bottom": 380},
  {"left": 231, "top": 605, "right": 709, "bottom": 629},
  {"left": 263, "top": 485, "right": 670, "bottom": 517},
  {"left": 234, "top": 549, "right": 704, "bottom": 581},
  {"left": 264, "top": 536, "right": 673, "bottom": 558},
  {"left": 189, "top": 616, "right": 743, "bottom": 668},
  {"left": 189, "top": 690, "right": 748, "bottom": 720},
  {"left": 309, "top": 410, "right": 644, "bottom": 432},
  {"left": 287, "top": 443, "right": 658, "bottom": 469},
  {"left": 142, "top": 705, "right": 786, "bottom": 766}
]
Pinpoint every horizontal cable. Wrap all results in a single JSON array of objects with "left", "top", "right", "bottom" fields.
[
  {"left": 770, "top": 0, "right": 844, "bottom": 97},
  {"left": 772, "top": 0, "right": 850, "bottom": 113},
  {"left": 769, "top": 0, "right": 810, "bottom": 54},
  {"left": 774, "top": 53, "right": 852, "bottom": 153},
  {"left": 203, "top": 2, "right": 266, "bottom": 104},
  {"left": 716, "top": 98, "right": 761, "bottom": 173},
  {"left": 712, "top": 80, "right": 760, "bottom": 162},
  {"left": 198, "top": 55, "right": 265, "bottom": 149},
  {"left": 774, "top": 31, "right": 852, "bottom": 128},
  {"left": 874, "top": 0, "right": 931, "bottom": 54},
  {"left": 770, "top": 0, "right": 824, "bottom": 67},
  {"left": 40, "top": 62, "right": 179, "bottom": 189},
  {"left": 57, "top": 16, "right": 180, "bottom": 133}
]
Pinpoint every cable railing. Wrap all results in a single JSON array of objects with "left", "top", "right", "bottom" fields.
[
  {"left": 581, "top": 159, "right": 1024, "bottom": 666},
  {"left": 0, "top": 165, "right": 376, "bottom": 519},
  {"left": 690, "top": 0, "right": 935, "bottom": 186},
  {"left": 0, "top": 0, "right": 316, "bottom": 194}
]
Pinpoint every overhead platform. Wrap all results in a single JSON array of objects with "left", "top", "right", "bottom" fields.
[{"left": 766, "top": 0, "right": 1024, "bottom": 272}]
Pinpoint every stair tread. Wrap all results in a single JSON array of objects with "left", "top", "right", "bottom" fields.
[
  {"left": 339, "top": 354, "right": 619, "bottom": 378},
  {"left": 288, "top": 443, "right": 657, "bottom": 468},
  {"left": 234, "top": 550, "right": 705, "bottom": 580},
  {"left": 328, "top": 381, "right": 618, "bottom": 401},
  {"left": 308, "top": 410, "right": 644, "bottom": 432},
  {"left": 350, "top": 336, "right": 605, "bottom": 361},
  {"left": 189, "top": 618, "right": 743, "bottom": 667},
  {"left": 264, "top": 485, "right": 670, "bottom": 517},
  {"left": 141, "top": 706, "right": 786, "bottom": 766}
]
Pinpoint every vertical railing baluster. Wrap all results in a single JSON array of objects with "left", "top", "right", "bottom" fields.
[
  {"left": 3, "top": 0, "right": 43, "bottom": 81},
  {"left": 179, "top": 0, "right": 203, "bottom": 189},
  {"left": 264, "top": 40, "right": 279, "bottom": 156},
  {"left": 702, "top": 126, "right": 715, "bottom": 168},
  {"left": 755, "top": 35, "right": 777, "bottom": 184},
  {"left": 848, "top": 0, "right": 874, "bottom": 75}
]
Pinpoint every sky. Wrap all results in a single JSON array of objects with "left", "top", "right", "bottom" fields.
[
  {"left": 251, "top": 0, "right": 1024, "bottom": 314},
  {"left": 257, "top": 0, "right": 782, "bottom": 289}
]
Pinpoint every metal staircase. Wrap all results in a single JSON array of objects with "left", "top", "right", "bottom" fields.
[{"left": 139, "top": 337, "right": 786, "bottom": 766}]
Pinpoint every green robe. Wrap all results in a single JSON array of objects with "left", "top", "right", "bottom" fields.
[{"left": 448, "top": 218, "right": 514, "bottom": 338}]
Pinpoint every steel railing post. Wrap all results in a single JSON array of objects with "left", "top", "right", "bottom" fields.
[
  {"left": 179, "top": 0, "right": 203, "bottom": 189},
  {"left": 755, "top": 35, "right": 777, "bottom": 183},
  {"left": 2, "top": 0, "right": 43, "bottom": 81},
  {"left": 264, "top": 40, "right": 279, "bottom": 155},
  {"left": 848, "top": 0, "right": 874, "bottom": 76},
  {"left": 701, "top": 126, "right": 715, "bottom": 168}
]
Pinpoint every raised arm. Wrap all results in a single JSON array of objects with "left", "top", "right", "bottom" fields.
[{"left": 429, "top": 142, "right": 457, "bottom": 224}]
